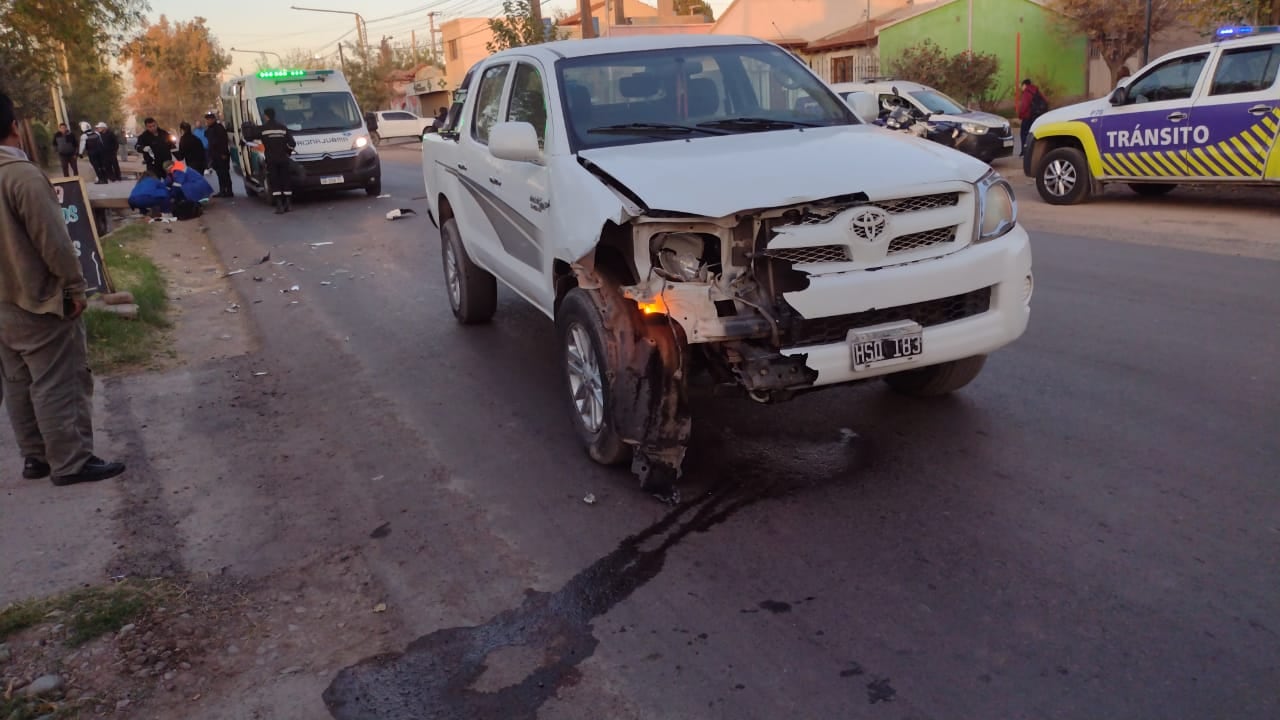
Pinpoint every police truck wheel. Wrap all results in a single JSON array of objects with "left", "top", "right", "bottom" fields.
[
  {"left": 1036, "top": 147, "right": 1092, "bottom": 205},
  {"left": 555, "top": 288, "right": 630, "bottom": 467},
  {"left": 441, "top": 218, "right": 497, "bottom": 324},
  {"left": 365, "top": 179, "right": 382, "bottom": 197},
  {"left": 1128, "top": 183, "right": 1177, "bottom": 197},
  {"left": 884, "top": 355, "right": 987, "bottom": 397}
]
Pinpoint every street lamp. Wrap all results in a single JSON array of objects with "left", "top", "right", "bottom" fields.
[
  {"left": 291, "top": 5, "right": 368, "bottom": 55},
  {"left": 230, "top": 47, "right": 284, "bottom": 64},
  {"left": 1142, "top": 0, "right": 1152, "bottom": 66}
]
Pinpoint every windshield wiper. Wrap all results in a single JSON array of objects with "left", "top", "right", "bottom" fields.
[
  {"left": 696, "top": 117, "right": 820, "bottom": 131},
  {"left": 587, "top": 122, "right": 725, "bottom": 136}
]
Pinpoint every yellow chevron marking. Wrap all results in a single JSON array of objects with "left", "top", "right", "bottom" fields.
[
  {"left": 1181, "top": 151, "right": 1212, "bottom": 176},
  {"left": 1112, "top": 153, "right": 1145, "bottom": 176},
  {"left": 1100, "top": 156, "right": 1122, "bottom": 176},
  {"left": 1149, "top": 152, "right": 1181, "bottom": 176},
  {"left": 1167, "top": 151, "right": 1193, "bottom": 175},
  {"left": 1239, "top": 126, "right": 1268, "bottom": 156},
  {"left": 1137, "top": 153, "right": 1168, "bottom": 176},
  {"left": 1246, "top": 125, "right": 1275, "bottom": 150},
  {"left": 1192, "top": 148, "right": 1228, "bottom": 176},
  {"left": 1263, "top": 116, "right": 1279, "bottom": 134},
  {"left": 1218, "top": 142, "right": 1257, "bottom": 175},
  {"left": 1229, "top": 137, "right": 1262, "bottom": 173},
  {"left": 1206, "top": 145, "right": 1243, "bottom": 176}
]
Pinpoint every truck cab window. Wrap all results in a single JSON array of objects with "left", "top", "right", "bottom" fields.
[
  {"left": 507, "top": 63, "right": 548, "bottom": 147},
  {"left": 472, "top": 63, "right": 511, "bottom": 145}
]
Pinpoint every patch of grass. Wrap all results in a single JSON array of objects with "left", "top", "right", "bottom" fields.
[
  {"left": 84, "top": 222, "right": 170, "bottom": 372},
  {"left": 0, "top": 580, "right": 174, "bottom": 646}
]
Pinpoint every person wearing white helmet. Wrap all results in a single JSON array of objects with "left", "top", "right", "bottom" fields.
[{"left": 77, "top": 121, "right": 107, "bottom": 184}]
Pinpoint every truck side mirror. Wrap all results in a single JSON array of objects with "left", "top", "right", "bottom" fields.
[
  {"left": 1109, "top": 86, "right": 1129, "bottom": 106},
  {"left": 488, "top": 121, "right": 541, "bottom": 163},
  {"left": 844, "top": 91, "right": 879, "bottom": 123}
]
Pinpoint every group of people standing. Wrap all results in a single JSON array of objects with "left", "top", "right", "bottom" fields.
[
  {"left": 131, "top": 113, "right": 234, "bottom": 198},
  {"left": 52, "top": 121, "right": 122, "bottom": 184}
]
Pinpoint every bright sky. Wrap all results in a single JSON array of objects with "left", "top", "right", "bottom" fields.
[{"left": 147, "top": 0, "right": 736, "bottom": 70}]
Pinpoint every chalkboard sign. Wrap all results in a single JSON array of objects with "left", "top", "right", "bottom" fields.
[{"left": 51, "top": 177, "right": 112, "bottom": 296}]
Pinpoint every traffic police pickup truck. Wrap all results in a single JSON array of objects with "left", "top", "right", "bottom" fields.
[
  {"left": 1026, "top": 25, "right": 1280, "bottom": 204},
  {"left": 422, "top": 35, "right": 1033, "bottom": 495}
]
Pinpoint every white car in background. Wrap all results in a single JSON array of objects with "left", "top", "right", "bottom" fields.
[{"left": 372, "top": 110, "right": 433, "bottom": 141}]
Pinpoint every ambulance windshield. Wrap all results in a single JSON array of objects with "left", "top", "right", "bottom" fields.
[{"left": 256, "top": 92, "right": 362, "bottom": 134}]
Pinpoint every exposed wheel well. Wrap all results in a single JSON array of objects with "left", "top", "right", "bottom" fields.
[
  {"left": 1030, "top": 135, "right": 1085, "bottom": 177},
  {"left": 553, "top": 221, "right": 639, "bottom": 313},
  {"left": 437, "top": 194, "right": 455, "bottom": 226}
]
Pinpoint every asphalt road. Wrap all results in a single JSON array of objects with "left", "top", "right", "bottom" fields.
[{"left": 201, "top": 146, "right": 1279, "bottom": 719}]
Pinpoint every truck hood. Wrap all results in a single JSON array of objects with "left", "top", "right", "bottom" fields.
[
  {"left": 1031, "top": 98, "right": 1109, "bottom": 133},
  {"left": 577, "top": 125, "right": 990, "bottom": 218},
  {"left": 931, "top": 110, "right": 1010, "bottom": 130}
]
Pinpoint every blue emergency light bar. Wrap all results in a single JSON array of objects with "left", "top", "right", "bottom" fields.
[
  {"left": 1215, "top": 25, "right": 1280, "bottom": 40},
  {"left": 256, "top": 68, "right": 336, "bottom": 80}
]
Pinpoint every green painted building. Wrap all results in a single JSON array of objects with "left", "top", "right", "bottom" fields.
[{"left": 877, "top": 0, "right": 1088, "bottom": 100}]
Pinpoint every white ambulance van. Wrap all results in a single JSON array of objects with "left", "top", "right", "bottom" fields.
[{"left": 220, "top": 68, "right": 382, "bottom": 198}]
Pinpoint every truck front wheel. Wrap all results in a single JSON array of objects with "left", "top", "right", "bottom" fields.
[
  {"left": 884, "top": 355, "right": 987, "bottom": 397},
  {"left": 556, "top": 288, "right": 630, "bottom": 467},
  {"left": 441, "top": 218, "right": 497, "bottom": 324},
  {"left": 1036, "top": 147, "right": 1092, "bottom": 205}
]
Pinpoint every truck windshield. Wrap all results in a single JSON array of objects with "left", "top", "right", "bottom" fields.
[
  {"left": 256, "top": 92, "right": 362, "bottom": 134},
  {"left": 556, "top": 43, "right": 856, "bottom": 150}
]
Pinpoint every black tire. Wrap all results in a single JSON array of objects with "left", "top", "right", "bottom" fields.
[
  {"left": 440, "top": 218, "right": 497, "bottom": 324},
  {"left": 1128, "top": 183, "right": 1177, "bottom": 196},
  {"left": 555, "top": 288, "right": 630, "bottom": 467},
  {"left": 1036, "top": 146, "right": 1092, "bottom": 205},
  {"left": 365, "top": 178, "right": 382, "bottom": 197},
  {"left": 884, "top": 355, "right": 987, "bottom": 397}
]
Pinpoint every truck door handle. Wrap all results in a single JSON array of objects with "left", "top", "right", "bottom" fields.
[
  {"left": 456, "top": 162, "right": 467, "bottom": 171},
  {"left": 488, "top": 177, "right": 502, "bottom": 186},
  {"left": 1167, "top": 112, "right": 1188, "bottom": 122},
  {"left": 1248, "top": 104, "right": 1272, "bottom": 116}
]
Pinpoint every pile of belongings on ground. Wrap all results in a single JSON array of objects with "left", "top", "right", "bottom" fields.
[{"left": 128, "top": 159, "right": 214, "bottom": 220}]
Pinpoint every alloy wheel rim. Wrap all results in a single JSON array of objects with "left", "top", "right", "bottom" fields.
[
  {"left": 565, "top": 323, "right": 605, "bottom": 434},
  {"left": 1045, "top": 159, "right": 1077, "bottom": 197},
  {"left": 444, "top": 243, "right": 461, "bottom": 309}
]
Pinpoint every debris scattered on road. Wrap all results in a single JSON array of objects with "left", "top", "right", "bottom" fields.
[
  {"left": 839, "top": 428, "right": 859, "bottom": 444},
  {"left": 256, "top": 253, "right": 272, "bottom": 265},
  {"left": 253, "top": 275, "right": 264, "bottom": 282},
  {"left": 252, "top": 371, "right": 268, "bottom": 377},
  {"left": 583, "top": 493, "right": 597, "bottom": 505},
  {"left": 225, "top": 304, "right": 240, "bottom": 313},
  {"left": 272, "top": 260, "right": 287, "bottom": 265},
  {"left": 373, "top": 603, "right": 387, "bottom": 614},
  {"left": 219, "top": 334, "right": 232, "bottom": 341},
  {"left": 370, "top": 475, "right": 385, "bottom": 482},
  {"left": 369, "top": 522, "right": 391, "bottom": 539},
  {"left": 281, "top": 285, "right": 301, "bottom": 293},
  {"left": 310, "top": 241, "right": 334, "bottom": 247},
  {"left": 385, "top": 208, "right": 417, "bottom": 221},
  {"left": 410, "top": 194, "right": 428, "bottom": 200},
  {"left": 320, "top": 281, "right": 332, "bottom": 286},
  {"left": 376, "top": 193, "right": 391, "bottom": 199},
  {"left": 222, "top": 269, "right": 245, "bottom": 277}
]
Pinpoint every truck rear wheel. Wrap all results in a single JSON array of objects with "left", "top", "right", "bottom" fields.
[
  {"left": 556, "top": 288, "right": 630, "bottom": 467},
  {"left": 441, "top": 218, "right": 497, "bottom": 324},
  {"left": 1036, "top": 147, "right": 1092, "bottom": 205},
  {"left": 884, "top": 355, "right": 987, "bottom": 397}
]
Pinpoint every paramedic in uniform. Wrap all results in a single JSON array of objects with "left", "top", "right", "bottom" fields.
[{"left": 260, "top": 107, "right": 296, "bottom": 214}]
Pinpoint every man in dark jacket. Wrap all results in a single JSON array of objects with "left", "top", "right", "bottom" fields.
[
  {"left": 135, "top": 117, "right": 174, "bottom": 178},
  {"left": 260, "top": 107, "right": 296, "bottom": 214},
  {"left": 0, "top": 92, "right": 127, "bottom": 486},
  {"left": 98, "top": 123, "right": 122, "bottom": 181},
  {"left": 176, "top": 121, "right": 207, "bottom": 174},
  {"left": 78, "top": 122, "right": 107, "bottom": 184},
  {"left": 53, "top": 123, "right": 78, "bottom": 177},
  {"left": 204, "top": 111, "right": 233, "bottom": 197}
]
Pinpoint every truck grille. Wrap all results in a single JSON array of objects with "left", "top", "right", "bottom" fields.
[
  {"left": 788, "top": 286, "right": 992, "bottom": 348},
  {"left": 878, "top": 192, "right": 959, "bottom": 214},
  {"left": 887, "top": 226, "right": 957, "bottom": 255},
  {"left": 767, "top": 245, "right": 851, "bottom": 264}
]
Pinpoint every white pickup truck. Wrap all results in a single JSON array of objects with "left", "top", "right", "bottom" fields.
[{"left": 421, "top": 35, "right": 1033, "bottom": 496}]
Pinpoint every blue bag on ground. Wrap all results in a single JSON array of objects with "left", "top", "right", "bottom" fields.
[{"left": 128, "top": 176, "right": 171, "bottom": 213}]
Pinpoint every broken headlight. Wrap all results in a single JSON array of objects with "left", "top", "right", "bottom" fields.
[
  {"left": 651, "top": 232, "right": 713, "bottom": 282},
  {"left": 975, "top": 170, "right": 1017, "bottom": 242}
]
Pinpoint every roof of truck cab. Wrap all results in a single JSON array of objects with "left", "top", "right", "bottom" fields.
[{"left": 494, "top": 34, "right": 768, "bottom": 60}]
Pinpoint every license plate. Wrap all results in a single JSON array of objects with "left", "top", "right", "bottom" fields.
[
  {"left": 1003, "top": 139, "right": 1015, "bottom": 147},
  {"left": 320, "top": 175, "right": 344, "bottom": 185},
  {"left": 849, "top": 321, "right": 923, "bottom": 370}
]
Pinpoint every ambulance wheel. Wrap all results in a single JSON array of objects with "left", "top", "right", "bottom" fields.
[
  {"left": 1036, "top": 147, "right": 1092, "bottom": 205},
  {"left": 1128, "top": 183, "right": 1177, "bottom": 197}
]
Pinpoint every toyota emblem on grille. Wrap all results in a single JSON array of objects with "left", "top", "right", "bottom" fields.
[{"left": 851, "top": 208, "right": 889, "bottom": 242}]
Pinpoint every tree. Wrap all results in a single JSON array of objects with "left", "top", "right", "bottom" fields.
[
  {"left": 343, "top": 38, "right": 422, "bottom": 113},
  {"left": 1050, "top": 0, "right": 1181, "bottom": 88},
  {"left": 886, "top": 41, "right": 1001, "bottom": 107},
  {"left": 487, "top": 0, "right": 563, "bottom": 54},
  {"left": 278, "top": 48, "right": 328, "bottom": 71},
  {"left": 64, "top": 54, "right": 127, "bottom": 128},
  {"left": 1182, "top": 0, "right": 1280, "bottom": 26},
  {"left": 675, "top": 0, "right": 716, "bottom": 20},
  {"left": 0, "top": 0, "right": 145, "bottom": 118},
  {"left": 123, "top": 16, "right": 231, "bottom": 129}
]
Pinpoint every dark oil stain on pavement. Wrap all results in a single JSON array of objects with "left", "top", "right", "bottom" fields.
[{"left": 323, "top": 430, "right": 880, "bottom": 719}]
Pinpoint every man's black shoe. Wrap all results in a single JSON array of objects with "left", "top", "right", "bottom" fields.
[
  {"left": 23, "top": 457, "right": 50, "bottom": 479},
  {"left": 51, "top": 456, "right": 126, "bottom": 486}
]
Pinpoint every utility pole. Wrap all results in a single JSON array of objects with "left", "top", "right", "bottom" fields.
[
  {"left": 967, "top": 0, "right": 973, "bottom": 52},
  {"left": 291, "top": 6, "right": 368, "bottom": 55},
  {"left": 530, "top": 0, "right": 543, "bottom": 34},
  {"left": 337, "top": 43, "right": 348, "bottom": 75},
  {"left": 614, "top": 0, "right": 626, "bottom": 27},
  {"left": 1142, "top": 0, "right": 1152, "bottom": 66},
  {"left": 427, "top": 11, "right": 440, "bottom": 62},
  {"left": 578, "top": 0, "right": 596, "bottom": 38},
  {"left": 411, "top": 29, "right": 418, "bottom": 63}
]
